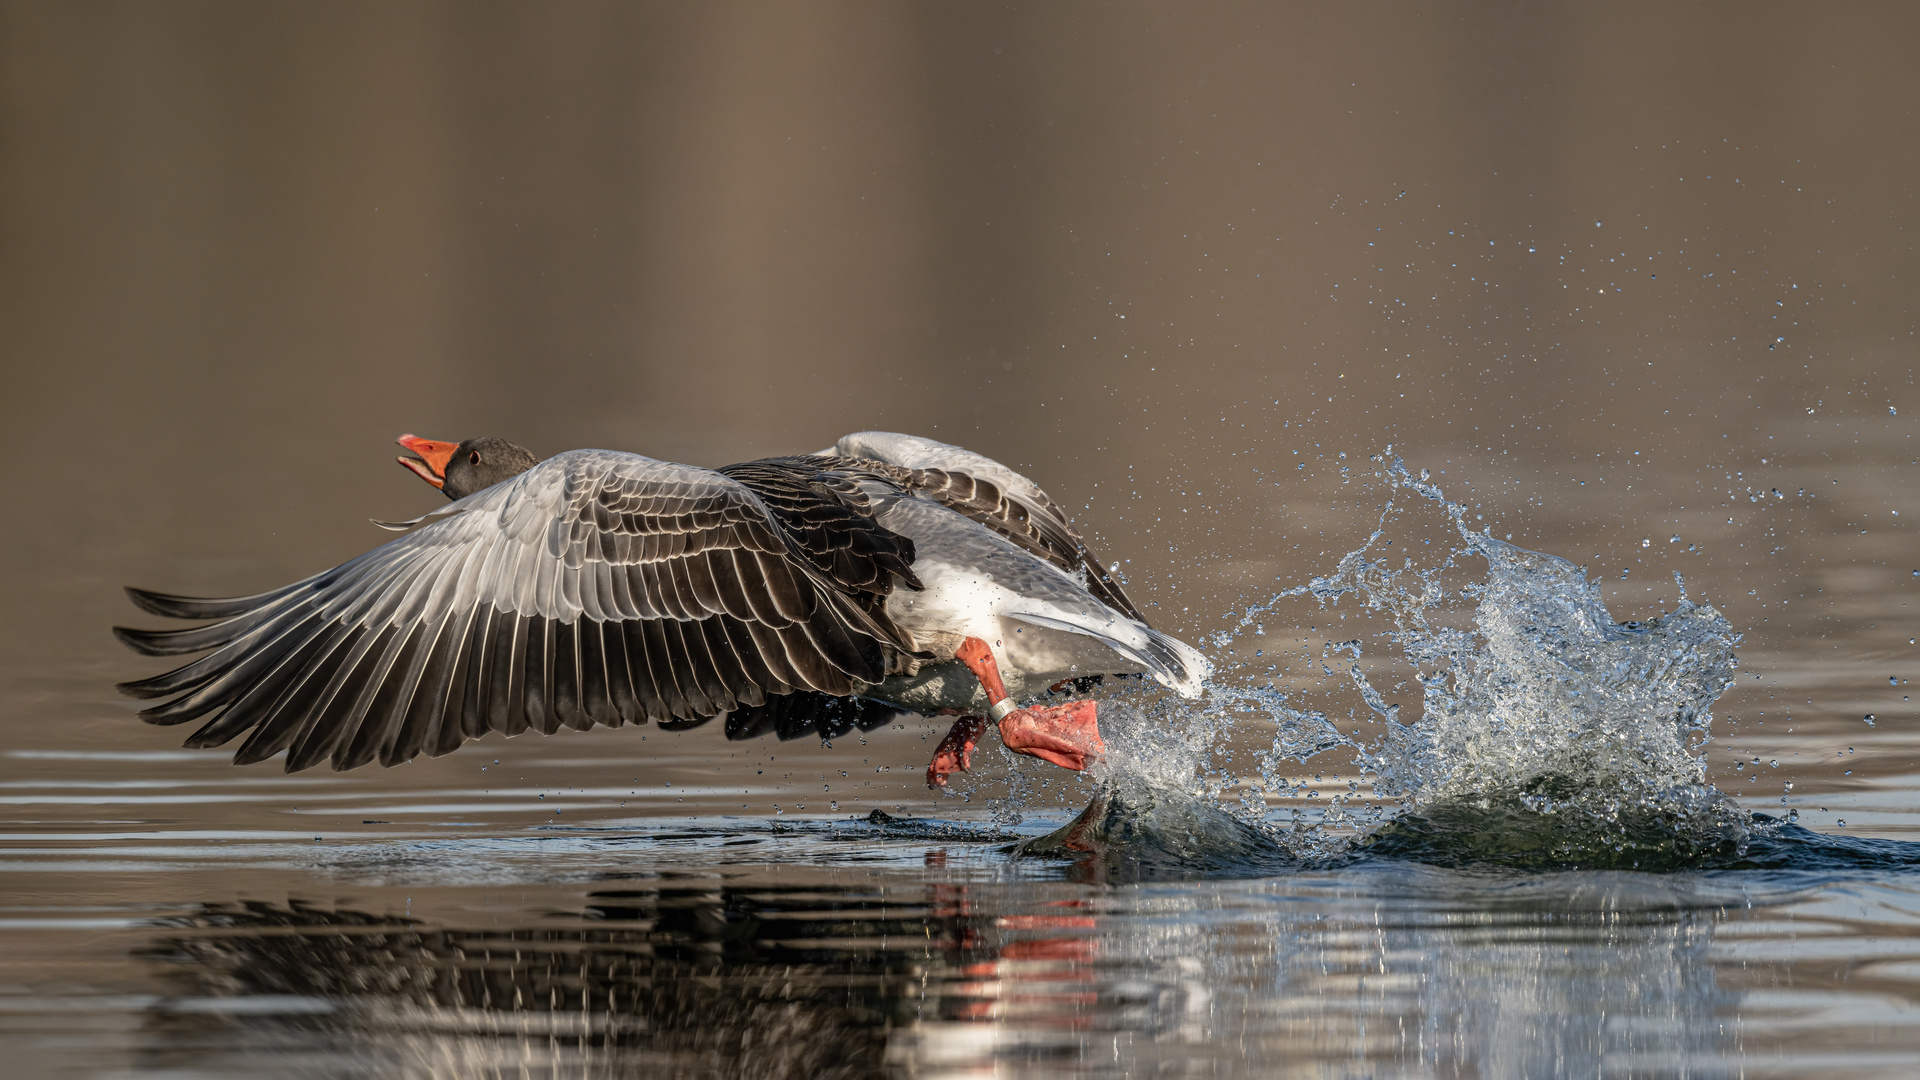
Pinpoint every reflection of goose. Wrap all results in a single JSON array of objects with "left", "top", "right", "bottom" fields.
[
  {"left": 145, "top": 892, "right": 933, "bottom": 1080},
  {"left": 139, "top": 874, "right": 1740, "bottom": 1079},
  {"left": 116, "top": 432, "right": 1208, "bottom": 785}
]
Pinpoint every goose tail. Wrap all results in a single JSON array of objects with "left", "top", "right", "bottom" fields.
[
  {"left": 1002, "top": 611, "right": 1212, "bottom": 698},
  {"left": 1138, "top": 625, "right": 1212, "bottom": 698}
]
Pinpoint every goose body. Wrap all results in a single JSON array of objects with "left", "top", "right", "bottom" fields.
[
  {"left": 116, "top": 432, "right": 1209, "bottom": 780},
  {"left": 867, "top": 494, "right": 1202, "bottom": 709}
]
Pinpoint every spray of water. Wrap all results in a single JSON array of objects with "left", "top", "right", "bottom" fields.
[{"left": 1029, "top": 450, "right": 1752, "bottom": 872}]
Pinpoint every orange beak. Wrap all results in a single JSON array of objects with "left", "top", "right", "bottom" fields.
[{"left": 395, "top": 434, "right": 458, "bottom": 489}]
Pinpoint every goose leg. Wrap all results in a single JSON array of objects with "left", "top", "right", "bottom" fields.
[
  {"left": 925, "top": 715, "right": 986, "bottom": 789},
  {"left": 924, "top": 637, "right": 1103, "bottom": 783}
]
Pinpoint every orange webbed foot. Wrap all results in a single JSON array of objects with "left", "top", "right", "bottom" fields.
[{"left": 998, "top": 700, "right": 1103, "bottom": 772}]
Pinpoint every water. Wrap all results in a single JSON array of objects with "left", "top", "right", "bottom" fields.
[
  {"left": 8, "top": 818, "right": 1920, "bottom": 1078},
  {"left": 9, "top": 459, "right": 1920, "bottom": 1077}
]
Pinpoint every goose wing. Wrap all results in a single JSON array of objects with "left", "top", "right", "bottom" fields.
[
  {"left": 827, "top": 431, "right": 1145, "bottom": 622},
  {"left": 114, "top": 450, "right": 919, "bottom": 772}
]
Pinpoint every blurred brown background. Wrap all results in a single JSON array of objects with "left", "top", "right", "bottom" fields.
[{"left": 0, "top": 2, "right": 1914, "bottom": 810}]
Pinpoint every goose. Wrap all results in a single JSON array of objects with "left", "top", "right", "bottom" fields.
[{"left": 115, "top": 431, "right": 1210, "bottom": 788}]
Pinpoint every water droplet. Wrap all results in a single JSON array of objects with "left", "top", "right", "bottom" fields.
[
  {"left": 1863, "top": 714, "right": 1877, "bottom": 726},
  {"left": 1670, "top": 535, "right": 1682, "bottom": 543},
  {"left": 1641, "top": 537, "right": 1651, "bottom": 548}
]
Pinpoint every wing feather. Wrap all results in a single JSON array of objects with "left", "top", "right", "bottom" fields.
[
  {"left": 520, "top": 614, "right": 553, "bottom": 737},
  {"left": 384, "top": 609, "right": 465, "bottom": 765},
  {"left": 658, "top": 620, "right": 720, "bottom": 718},
  {"left": 639, "top": 618, "right": 690, "bottom": 718},
  {"left": 492, "top": 611, "right": 531, "bottom": 738},
  {"left": 620, "top": 618, "right": 669, "bottom": 721},
  {"left": 123, "top": 605, "right": 322, "bottom": 712},
  {"left": 181, "top": 616, "right": 343, "bottom": 749},
  {"left": 596, "top": 619, "right": 640, "bottom": 725},
  {"left": 716, "top": 617, "right": 776, "bottom": 704},
  {"left": 575, "top": 616, "right": 617, "bottom": 730},
  {"left": 548, "top": 618, "right": 584, "bottom": 731},
  {"left": 124, "top": 582, "right": 306, "bottom": 620},
  {"left": 431, "top": 606, "right": 485, "bottom": 757},
  {"left": 285, "top": 622, "right": 399, "bottom": 771},
  {"left": 696, "top": 617, "right": 754, "bottom": 707},
  {"left": 456, "top": 607, "right": 498, "bottom": 741},
  {"left": 231, "top": 623, "right": 364, "bottom": 766},
  {"left": 331, "top": 619, "right": 430, "bottom": 770}
]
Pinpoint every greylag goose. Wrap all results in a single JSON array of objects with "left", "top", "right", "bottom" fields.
[{"left": 115, "top": 432, "right": 1210, "bottom": 788}]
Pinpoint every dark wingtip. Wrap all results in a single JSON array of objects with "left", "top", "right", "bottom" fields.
[
  {"left": 121, "top": 668, "right": 204, "bottom": 701},
  {"left": 125, "top": 586, "right": 197, "bottom": 618},
  {"left": 231, "top": 743, "right": 279, "bottom": 768},
  {"left": 112, "top": 625, "right": 164, "bottom": 656},
  {"left": 113, "top": 624, "right": 221, "bottom": 657},
  {"left": 113, "top": 618, "right": 260, "bottom": 657},
  {"left": 133, "top": 691, "right": 223, "bottom": 723},
  {"left": 123, "top": 584, "right": 288, "bottom": 620},
  {"left": 182, "top": 726, "right": 228, "bottom": 748}
]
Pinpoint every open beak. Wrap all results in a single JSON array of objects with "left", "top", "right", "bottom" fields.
[{"left": 395, "top": 434, "right": 458, "bottom": 490}]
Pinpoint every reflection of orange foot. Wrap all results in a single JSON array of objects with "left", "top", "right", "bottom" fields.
[
  {"left": 999, "top": 700, "right": 1103, "bottom": 771},
  {"left": 926, "top": 715, "right": 987, "bottom": 788}
]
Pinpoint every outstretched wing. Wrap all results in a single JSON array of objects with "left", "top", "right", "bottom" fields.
[
  {"left": 114, "top": 450, "right": 919, "bottom": 772},
  {"left": 828, "top": 431, "right": 1145, "bottom": 622}
]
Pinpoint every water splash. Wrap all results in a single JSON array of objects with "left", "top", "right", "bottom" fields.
[{"left": 1047, "top": 450, "right": 1752, "bottom": 871}]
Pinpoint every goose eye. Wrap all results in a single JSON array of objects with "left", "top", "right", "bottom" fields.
[{"left": 469, "top": 451, "right": 481, "bottom": 465}]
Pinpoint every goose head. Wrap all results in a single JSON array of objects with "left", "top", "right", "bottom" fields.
[{"left": 396, "top": 434, "right": 540, "bottom": 499}]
